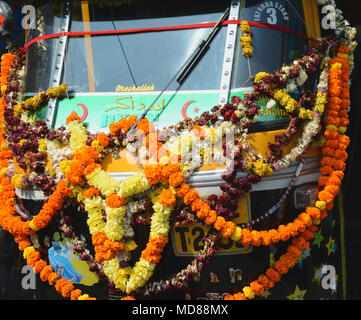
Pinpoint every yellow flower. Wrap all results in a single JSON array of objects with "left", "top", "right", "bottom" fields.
[
  {"left": 252, "top": 159, "right": 273, "bottom": 177},
  {"left": 91, "top": 140, "right": 104, "bottom": 152},
  {"left": 87, "top": 168, "right": 120, "bottom": 196},
  {"left": 126, "top": 259, "right": 156, "bottom": 294},
  {"left": 231, "top": 227, "right": 243, "bottom": 242},
  {"left": 29, "top": 220, "right": 40, "bottom": 232},
  {"left": 315, "top": 201, "right": 326, "bottom": 210},
  {"left": 84, "top": 196, "right": 106, "bottom": 235},
  {"left": 11, "top": 174, "right": 24, "bottom": 189},
  {"left": 39, "top": 139, "right": 47, "bottom": 154},
  {"left": 67, "top": 120, "right": 87, "bottom": 151},
  {"left": 243, "top": 286, "right": 255, "bottom": 299},
  {"left": 23, "top": 246, "right": 35, "bottom": 259},
  {"left": 103, "top": 206, "right": 127, "bottom": 241},
  {"left": 59, "top": 159, "right": 71, "bottom": 174},
  {"left": 150, "top": 203, "right": 172, "bottom": 237},
  {"left": 255, "top": 72, "right": 269, "bottom": 83},
  {"left": 124, "top": 241, "right": 138, "bottom": 252}
]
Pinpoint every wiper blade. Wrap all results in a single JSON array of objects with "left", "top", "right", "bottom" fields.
[{"left": 176, "top": 7, "right": 230, "bottom": 85}]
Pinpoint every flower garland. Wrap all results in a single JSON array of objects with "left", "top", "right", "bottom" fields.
[
  {"left": 224, "top": 44, "right": 352, "bottom": 300},
  {"left": 0, "top": 0, "right": 357, "bottom": 301},
  {"left": 0, "top": 53, "right": 96, "bottom": 300},
  {"left": 240, "top": 21, "right": 253, "bottom": 57}
]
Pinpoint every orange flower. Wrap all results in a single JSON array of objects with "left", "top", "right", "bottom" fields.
[
  {"left": 105, "top": 194, "right": 127, "bottom": 208},
  {"left": 40, "top": 265, "right": 54, "bottom": 282},
  {"left": 196, "top": 205, "right": 211, "bottom": 220},
  {"left": 221, "top": 221, "right": 236, "bottom": 239},
  {"left": 71, "top": 289, "right": 83, "bottom": 300},
  {"left": 48, "top": 272, "right": 60, "bottom": 286},
  {"left": 177, "top": 183, "right": 191, "bottom": 198},
  {"left": 257, "top": 274, "right": 274, "bottom": 290},
  {"left": 233, "top": 292, "right": 247, "bottom": 300},
  {"left": 136, "top": 118, "right": 155, "bottom": 135},
  {"left": 191, "top": 198, "right": 206, "bottom": 212},
  {"left": 74, "top": 146, "right": 99, "bottom": 166},
  {"left": 128, "top": 115, "right": 138, "bottom": 127},
  {"left": 34, "top": 259, "right": 47, "bottom": 274},
  {"left": 84, "top": 163, "right": 101, "bottom": 176},
  {"left": 250, "top": 280, "right": 264, "bottom": 296},
  {"left": 204, "top": 210, "right": 217, "bottom": 226},
  {"left": 324, "top": 184, "right": 339, "bottom": 196},
  {"left": 213, "top": 216, "right": 226, "bottom": 231},
  {"left": 266, "top": 268, "right": 280, "bottom": 283},
  {"left": 169, "top": 171, "right": 184, "bottom": 187},
  {"left": 83, "top": 187, "right": 100, "bottom": 198},
  {"left": 287, "top": 245, "right": 302, "bottom": 259},
  {"left": 251, "top": 230, "right": 262, "bottom": 246},
  {"left": 158, "top": 188, "right": 176, "bottom": 207},
  {"left": 305, "top": 207, "right": 321, "bottom": 220},
  {"left": 109, "top": 122, "right": 121, "bottom": 136},
  {"left": 119, "top": 118, "right": 131, "bottom": 132},
  {"left": 143, "top": 164, "right": 164, "bottom": 185},
  {"left": 240, "top": 228, "right": 253, "bottom": 246},
  {"left": 61, "top": 283, "right": 75, "bottom": 298},
  {"left": 66, "top": 111, "right": 80, "bottom": 124},
  {"left": 141, "top": 236, "right": 168, "bottom": 264},
  {"left": 274, "top": 261, "right": 288, "bottom": 274},
  {"left": 183, "top": 189, "right": 199, "bottom": 205}
]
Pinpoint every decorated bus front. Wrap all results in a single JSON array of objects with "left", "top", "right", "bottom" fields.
[{"left": 0, "top": 0, "right": 355, "bottom": 301}]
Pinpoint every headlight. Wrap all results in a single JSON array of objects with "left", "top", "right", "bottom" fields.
[{"left": 293, "top": 183, "right": 319, "bottom": 210}]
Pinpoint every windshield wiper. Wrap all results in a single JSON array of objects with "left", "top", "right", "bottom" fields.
[
  {"left": 128, "top": 6, "right": 230, "bottom": 132},
  {"left": 176, "top": 7, "right": 230, "bottom": 85}
]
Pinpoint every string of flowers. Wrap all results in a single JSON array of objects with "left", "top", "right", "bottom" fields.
[
  {"left": 240, "top": 21, "right": 253, "bottom": 57},
  {"left": 0, "top": 0, "right": 357, "bottom": 301},
  {"left": 223, "top": 43, "right": 352, "bottom": 300}
]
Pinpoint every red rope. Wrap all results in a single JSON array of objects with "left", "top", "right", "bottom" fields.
[{"left": 20, "top": 19, "right": 320, "bottom": 55}]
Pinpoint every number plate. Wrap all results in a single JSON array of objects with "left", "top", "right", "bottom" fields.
[{"left": 171, "top": 194, "right": 252, "bottom": 256}]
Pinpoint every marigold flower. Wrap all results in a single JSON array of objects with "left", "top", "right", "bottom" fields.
[
  {"left": 240, "top": 228, "right": 253, "bottom": 246},
  {"left": 183, "top": 189, "right": 199, "bottom": 205},
  {"left": 109, "top": 122, "right": 122, "bottom": 136},
  {"left": 84, "top": 163, "right": 101, "bottom": 176},
  {"left": 196, "top": 205, "right": 211, "bottom": 220},
  {"left": 305, "top": 207, "right": 321, "bottom": 220},
  {"left": 97, "top": 132, "right": 110, "bottom": 147},
  {"left": 74, "top": 146, "right": 99, "bottom": 166},
  {"left": 204, "top": 210, "right": 217, "bottom": 226},
  {"left": 274, "top": 261, "right": 289, "bottom": 274},
  {"left": 71, "top": 289, "right": 83, "bottom": 300},
  {"left": 158, "top": 188, "right": 176, "bottom": 207},
  {"left": 250, "top": 280, "right": 264, "bottom": 296},
  {"left": 213, "top": 216, "right": 226, "bottom": 231},
  {"left": 83, "top": 187, "right": 100, "bottom": 198},
  {"left": 169, "top": 171, "right": 184, "bottom": 187},
  {"left": 177, "top": 183, "right": 191, "bottom": 198},
  {"left": 221, "top": 221, "right": 236, "bottom": 239},
  {"left": 66, "top": 111, "right": 81, "bottom": 124},
  {"left": 34, "top": 259, "right": 47, "bottom": 274},
  {"left": 105, "top": 194, "right": 127, "bottom": 208}
]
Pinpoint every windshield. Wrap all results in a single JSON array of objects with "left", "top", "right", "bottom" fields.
[{"left": 25, "top": 0, "right": 309, "bottom": 94}]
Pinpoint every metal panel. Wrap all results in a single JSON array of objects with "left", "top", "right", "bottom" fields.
[
  {"left": 218, "top": 0, "right": 241, "bottom": 105},
  {"left": 45, "top": 1, "right": 71, "bottom": 128}
]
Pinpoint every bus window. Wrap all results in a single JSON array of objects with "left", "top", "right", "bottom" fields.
[{"left": 231, "top": 0, "right": 309, "bottom": 89}]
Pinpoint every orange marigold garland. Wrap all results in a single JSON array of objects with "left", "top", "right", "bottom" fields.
[{"left": 224, "top": 44, "right": 353, "bottom": 300}]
